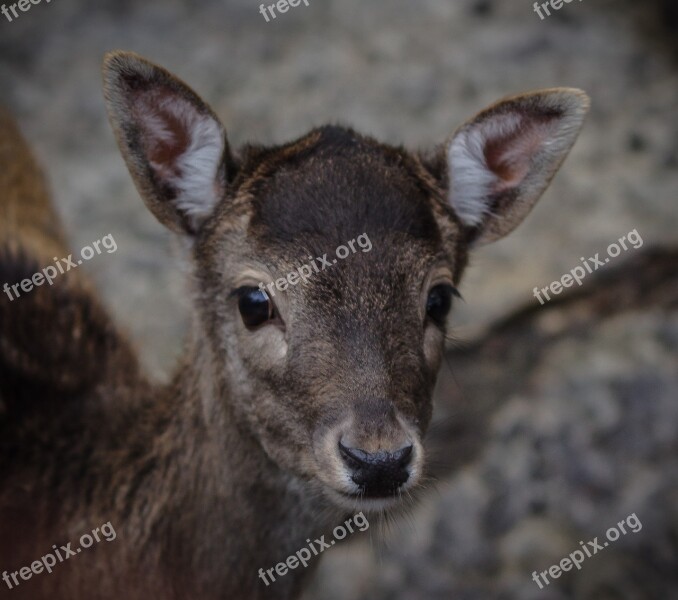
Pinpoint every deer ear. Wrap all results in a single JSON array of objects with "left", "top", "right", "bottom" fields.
[
  {"left": 103, "top": 51, "right": 234, "bottom": 235},
  {"left": 446, "top": 88, "right": 590, "bottom": 245}
]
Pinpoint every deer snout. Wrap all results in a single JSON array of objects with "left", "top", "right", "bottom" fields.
[
  {"left": 338, "top": 440, "right": 413, "bottom": 497},
  {"left": 313, "top": 400, "right": 425, "bottom": 508}
]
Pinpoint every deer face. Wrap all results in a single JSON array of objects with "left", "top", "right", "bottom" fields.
[
  {"left": 194, "top": 131, "right": 464, "bottom": 509},
  {"left": 103, "top": 52, "right": 588, "bottom": 511}
]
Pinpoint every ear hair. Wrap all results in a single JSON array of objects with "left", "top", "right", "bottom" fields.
[
  {"left": 445, "top": 88, "right": 590, "bottom": 245},
  {"left": 103, "top": 51, "right": 233, "bottom": 234}
]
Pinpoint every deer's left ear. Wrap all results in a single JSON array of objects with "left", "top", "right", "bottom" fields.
[{"left": 444, "top": 88, "right": 590, "bottom": 245}]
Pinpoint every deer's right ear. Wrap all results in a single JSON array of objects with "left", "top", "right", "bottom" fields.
[{"left": 103, "top": 51, "right": 235, "bottom": 235}]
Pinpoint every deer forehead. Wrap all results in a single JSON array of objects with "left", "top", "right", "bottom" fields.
[{"left": 211, "top": 127, "right": 456, "bottom": 268}]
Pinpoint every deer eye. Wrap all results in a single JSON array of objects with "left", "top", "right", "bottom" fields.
[
  {"left": 234, "top": 287, "right": 276, "bottom": 329},
  {"left": 426, "top": 284, "right": 460, "bottom": 325}
]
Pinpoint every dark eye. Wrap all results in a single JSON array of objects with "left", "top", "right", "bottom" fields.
[
  {"left": 234, "top": 287, "right": 276, "bottom": 329},
  {"left": 426, "top": 284, "right": 460, "bottom": 325}
]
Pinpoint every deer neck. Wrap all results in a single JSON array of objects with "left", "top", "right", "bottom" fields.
[{"left": 154, "top": 325, "right": 337, "bottom": 597}]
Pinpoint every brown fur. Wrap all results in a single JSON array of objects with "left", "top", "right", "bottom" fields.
[{"left": 0, "top": 52, "right": 589, "bottom": 599}]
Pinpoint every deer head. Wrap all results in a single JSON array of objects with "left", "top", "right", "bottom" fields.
[{"left": 102, "top": 51, "right": 589, "bottom": 513}]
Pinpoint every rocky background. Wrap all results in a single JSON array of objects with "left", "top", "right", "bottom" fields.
[{"left": 1, "top": 0, "right": 676, "bottom": 598}]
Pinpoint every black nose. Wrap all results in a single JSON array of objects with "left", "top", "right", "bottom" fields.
[{"left": 338, "top": 440, "right": 413, "bottom": 498}]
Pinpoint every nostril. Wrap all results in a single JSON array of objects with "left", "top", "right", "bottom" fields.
[
  {"left": 392, "top": 444, "right": 413, "bottom": 468},
  {"left": 338, "top": 441, "right": 370, "bottom": 469}
]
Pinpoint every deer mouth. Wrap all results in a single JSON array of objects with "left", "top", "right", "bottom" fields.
[{"left": 327, "top": 483, "right": 415, "bottom": 512}]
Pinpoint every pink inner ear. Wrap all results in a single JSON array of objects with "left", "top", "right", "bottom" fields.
[
  {"left": 147, "top": 108, "right": 189, "bottom": 168},
  {"left": 484, "top": 114, "right": 557, "bottom": 191},
  {"left": 132, "top": 90, "right": 192, "bottom": 180}
]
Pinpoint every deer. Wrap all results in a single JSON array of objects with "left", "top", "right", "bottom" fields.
[{"left": 0, "top": 51, "right": 589, "bottom": 599}]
